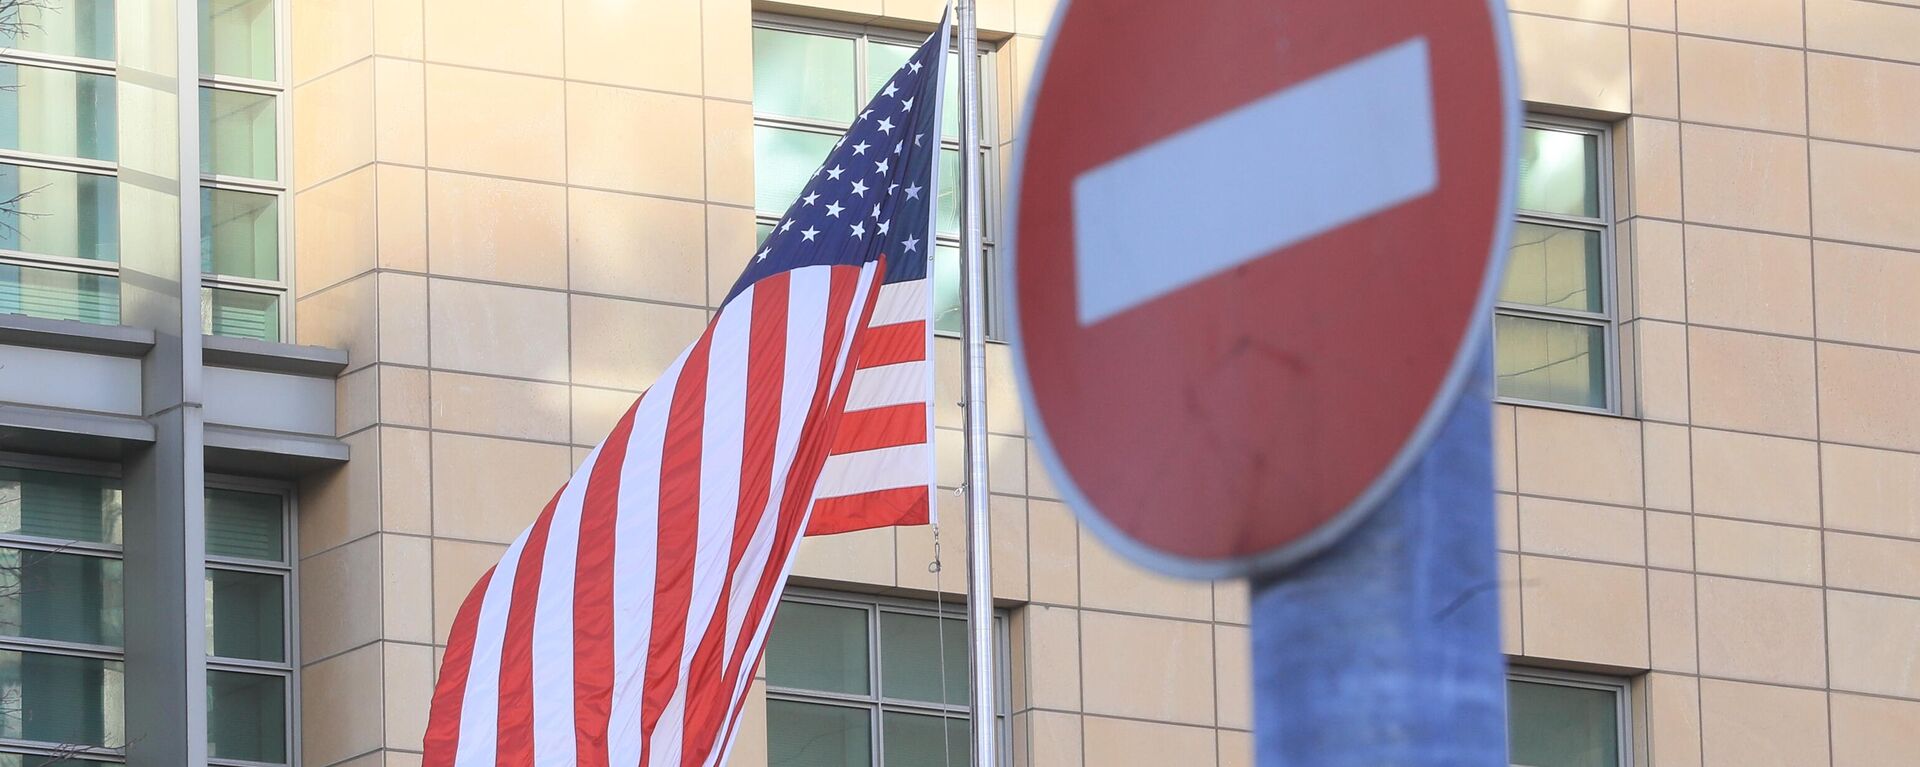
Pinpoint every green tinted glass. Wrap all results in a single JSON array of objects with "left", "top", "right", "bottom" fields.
[
  {"left": 879, "top": 611, "right": 967, "bottom": 705},
  {"left": 936, "top": 149, "right": 959, "bottom": 236},
  {"left": 1502, "top": 223, "right": 1603, "bottom": 313},
  {"left": 933, "top": 244, "right": 959, "bottom": 335},
  {"left": 1495, "top": 315, "right": 1607, "bottom": 409},
  {"left": 200, "top": 0, "right": 276, "bottom": 80},
  {"left": 756, "top": 222, "right": 773, "bottom": 247},
  {"left": 867, "top": 43, "right": 967, "bottom": 142},
  {"left": 0, "top": 0, "right": 115, "bottom": 60},
  {"left": 0, "top": 650, "right": 124, "bottom": 748},
  {"left": 1518, "top": 127, "right": 1600, "bottom": 218},
  {"left": 753, "top": 125, "right": 836, "bottom": 216},
  {"left": 0, "top": 64, "right": 117, "bottom": 162},
  {"left": 0, "top": 468, "right": 121, "bottom": 545},
  {"left": 206, "top": 569, "right": 284, "bottom": 662},
  {"left": 201, "top": 88, "right": 277, "bottom": 181},
  {"left": 883, "top": 711, "right": 969, "bottom": 767},
  {"left": 766, "top": 601, "right": 869, "bottom": 695},
  {"left": 0, "top": 264, "right": 119, "bottom": 325},
  {"left": 201, "top": 186, "right": 278, "bottom": 280},
  {"left": 0, "top": 548, "right": 122, "bottom": 647},
  {"left": 753, "top": 28, "right": 855, "bottom": 123},
  {"left": 207, "top": 670, "right": 285, "bottom": 764},
  {"left": 765, "top": 700, "right": 870, "bottom": 767},
  {"left": 0, "top": 753, "right": 116, "bottom": 766},
  {"left": 205, "top": 488, "right": 283, "bottom": 562},
  {"left": 202, "top": 287, "right": 281, "bottom": 342},
  {"left": 1507, "top": 679, "right": 1620, "bottom": 767},
  {"left": 0, "top": 163, "right": 120, "bottom": 263}
]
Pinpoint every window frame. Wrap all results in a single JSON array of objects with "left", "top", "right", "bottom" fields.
[
  {"left": 1507, "top": 667, "right": 1633, "bottom": 767},
  {"left": 748, "top": 14, "right": 1001, "bottom": 339},
  {"left": 0, "top": 45, "right": 123, "bottom": 314},
  {"left": 1494, "top": 115, "right": 1620, "bottom": 415},
  {"left": 202, "top": 474, "right": 298, "bottom": 767},
  {"left": 198, "top": 0, "right": 294, "bottom": 342},
  {"left": 766, "top": 588, "right": 1011, "bottom": 767}
]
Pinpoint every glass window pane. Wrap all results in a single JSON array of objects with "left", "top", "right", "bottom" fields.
[
  {"left": 202, "top": 287, "right": 281, "bottom": 342},
  {"left": 1518, "top": 127, "right": 1599, "bottom": 218},
  {"left": 754, "top": 28, "right": 855, "bottom": 123},
  {"left": 766, "top": 700, "right": 870, "bottom": 767},
  {"left": 756, "top": 221, "right": 773, "bottom": 247},
  {"left": 0, "top": 753, "right": 116, "bottom": 766},
  {"left": 200, "top": 0, "right": 276, "bottom": 80},
  {"left": 0, "top": 650, "right": 124, "bottom": 748},
  {"left": 883, "top": 711, "right": 969, "bottom": 767},
  {"left": 933, "top": 244, "right": 960, "bottom": 335},
  {"left": 207, "top": 670, "right": 285, "bottom": 764},
  {"left": 1502, "top": 223, "right": 1603, "bottom": 313},
  {"left": 936, "top": 149, "right": 958, "bottom": 236},
  {"left": 879, "top": 611, "right": 966, "bottom": 705},
  {"left": 206, "top": 569, "right": 284, "bottom": 662},
  {"left": 754, "top": 125, "right": 837, "bottom": 216},
  {"left": 0, "top": 64, "right": 117, "bottom": 162},
  {"left": 0, "top": 263, "right": 119, "bottom": 325},
  {"left": 201, "top": 186, "right": 278, "bottom": 280},
  {"left": 1507, "top": 679, "right": 1620, "bottom": 767},
  {"left": 867, "top": 43, "right": 969, "bottom": 142},
  {"left": 201, "top": 87, "right": 277, "bottom": 181},
  {"left": 205, "top": 488, "right": 283, "bottom": 562},
  {"left": 1495, "top": 315, "right": 1607, "bottom": 409},
  {"left": 0, "top": 548, "right": 122, "bottom": 648},
  {"left": 766, "top": 601, "right": 870, "bottom": 695},
  {"left": 0, "top": 468, "right": 121, "bottom": 546},
  {"left": 0, "top": 0, "right": 115, "bottom": 60},
  {"left": 0, "top": 163, "right": 120, "bottom": 263}
]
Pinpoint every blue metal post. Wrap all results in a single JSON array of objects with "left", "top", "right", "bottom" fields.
[{"left": 1250, "top": 342, "right": 1506, "bottom": 765}]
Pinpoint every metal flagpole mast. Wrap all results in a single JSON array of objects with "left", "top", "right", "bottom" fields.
[{"left": 955, "top": 1, "right": 997, "bottom": 765}]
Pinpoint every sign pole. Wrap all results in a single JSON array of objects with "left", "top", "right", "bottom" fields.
[
  {"left": 1249, "top": 340, "right": 1507, "bottom": 765},
  {"left": 955, "top": 2, "right": 998, "bottom": 766}
]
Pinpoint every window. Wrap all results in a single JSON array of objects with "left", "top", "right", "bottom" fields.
[
  {"left": 750, "top": 19, "right": 998, "bottom": 336},
  {"left": 763, "top": 592, "right": 1005, "bottom": 766},
  {"left": 1506, "top": 669, "right": 1629, "bottom": 767},
  {"left": 0, "top": 463, "right": 294, "bottom": 765},
  {"left": 1495, "top": 119, "right": 1615, "bottom": 411},
  {"left": 0, "top": 0, "right": 288, "bottom": 340}
]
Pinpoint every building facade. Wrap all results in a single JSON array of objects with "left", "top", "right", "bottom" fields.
[{"left": 0, "top": 0, "right": 1916, "bottom": 764}]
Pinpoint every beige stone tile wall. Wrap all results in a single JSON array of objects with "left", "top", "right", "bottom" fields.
[{"left": 288, "top": 0, "right": 1920, "bottom": 765}]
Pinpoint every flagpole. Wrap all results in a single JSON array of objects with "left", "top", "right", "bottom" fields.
[{"left": 954, "top": 1, "right": 997, "bottom": 765}]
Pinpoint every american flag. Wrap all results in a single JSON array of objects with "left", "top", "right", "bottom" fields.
[{"left": 423, "top": 16, "right": 950, "bottom": 767}]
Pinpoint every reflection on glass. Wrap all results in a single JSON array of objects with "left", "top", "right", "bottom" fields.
[
  {"left": 753, "top": 126, "right": 837, "bottom": 216},
  {"left": 0, "top": 164, "right": 119, "bottom": 263},
  {"left": 0, "top": 548, "right": 121, "bottom": 647},
  {"left": 879, "top": 612, "right": 967, "bottom": 705},
  {"left": 1501, "top": 223, "right": 1603, "bottom": 313},
  {"left": 205, "top": 569, "right": 284, "bottom": 662},
  {"left": 766, "top": 601, "right": 870, "bottom": 695},
  {"left": 202, "top": 287, "right": 280, "bottom": 341},
  {"left": 206, "top": 670, "right": 285, "bottom": 764},
  {"left": 205, "top": 488, "right": 284, "bottom": 562},
  {"left": 933, "top": 244, "right": 960, "bottom": 335},
  {"left": 201, "top": 88, "right": 277, "bottom": 181},
  {"left": 0, "top": 650, "right": 125, "bottom": 748},
  {"left": 0, "top": 753, "right": 115, "bottom": 767},
  {"left": 1494, "top": 315, "right": 1606, "bottom": 409},
  {"left": 756, "top": 222, "right": 773, "bottom": 247},
  {"left": 0, "top": 265, "right": 118, "bottom": 325},
  {"left": 1517, "top": 127, "right": 1599, "bottom": 218},
  {"left": 936, "top": 149, "right": 959, "bottom": 236},
  {"left": 754, "top": 28, "right": 855, "bottom": 122},
  {"left": 766, "top": 700, "right": 871, "bottom": 767},
  {"left": 0, "top": 64, "right": 116, "bottom": 162},
  {"left": 1508, "top": 679, "right": 1620, "bottom": 767},
  {"left": 883, "top": 711, "right": 969, "bottom": 767},
  {"left": 0, "top": 468, "right": 122, "bottom": 545},
  {"left": 201, "top": 186, "right": 278, "bottom": 280},
  {"left": 200, "top": 0, "right": 276, "bottom": 80},
  {"left": 0, "top": 0, "right": 115, "bottom": 60}
]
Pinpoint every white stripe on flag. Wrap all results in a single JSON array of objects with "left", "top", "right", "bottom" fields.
[
  {"left": 530, "top": 446, "right": 595, "bottom": 764},
  {"left": 870, "top": 278, "right": 930, "bottom": 327},
  {"left": 813, "top": 443, "right": 932, "bottom": 499},
  {"left": 846, "top": 360, "right": 929, "bottom": 411},
  {"left": 453, "top": 536, "right": 524, "bottom": 767}
]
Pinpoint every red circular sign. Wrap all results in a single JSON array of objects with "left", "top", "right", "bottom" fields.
[{"left": 1007, "top": 0, "right": 1518, "bottom": 577}]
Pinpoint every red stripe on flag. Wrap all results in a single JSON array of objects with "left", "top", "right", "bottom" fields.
[
  {"left": 495, "top": 493, "right": 564, "bottom": 766},
  {"left": 805, "top": 486, "right": 931, "bottom": 536},
  {"left": 856, "top": 320, "right": 927, "bottom": 368},
  {"left": 680, "top": 275, "right": 790, "bottom": 767},
  {"left": 830, "top": 403, "right": 927, "bottom": 454},
  {"left": 638, "top": 323, "right": 718, "bottom": 759},
  {"left": 422, "top": 566, "right": 495, "bottom": 766},
  {"left": 572, "top": 402, "right": 641, "bottom": 765}
]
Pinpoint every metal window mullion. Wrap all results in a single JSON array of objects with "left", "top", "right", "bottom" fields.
[
  {"left": 207, "top": 656, "right": 292, "bottom": 675},
  {"left": 200, "top": 174, "right": 285, "bottom": 195},
  {"left": 1494, "top": 303, "right": 1609, "bottom": 325},
  {"left": 1514, "top": 210, "right": 1606, "bottom": 230},
  {"left": 0, "top": 534, "right": 122, "bottom": 557},
  {"left": 0, "top": 738, "right": 125, "bottom": 763},
  {"left": 0, "top": 49, "right": 116, "bottom": 75},
  {"left": 0, "top": 150, "right": 117, "bottom": 176},
  {"left": 198, "top": 74, "right": 281, "bottom": 96},
  {"left": 203, "top": 556, "right": 290, "bottom": 575},
  {"left": 0, "top": 635, "right": 124, "bottom": 661},
  {"left": 754, "top": 114, "right": 853, "bottom": 136},
  {"left": 202, "top": 275, "right": 289, "bottom": 295}
]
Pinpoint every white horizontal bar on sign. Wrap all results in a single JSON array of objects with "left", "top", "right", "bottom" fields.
[
  {"left": 870, "top": 278, "right": 931, "bottom": 327},
  {"left": 846, "top": 360, "right": 929, "bottom": 411},
  {"left": 1070, "top": 36, "right": 1439, "bottom": 326},
  {"left": 814, "top": 443, "right": 930, "bottom": 499}
]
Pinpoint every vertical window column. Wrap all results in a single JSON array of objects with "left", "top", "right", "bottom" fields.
[
  {"left": 198, "top": 0, "right": 285, "bottom": 342},
  {"left": 202, "top": 487, "right": 291, "bottom": 767}
]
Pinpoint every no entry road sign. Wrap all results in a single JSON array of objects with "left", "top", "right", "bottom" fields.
[{"left": 1007, "top": 0, "right": 1519, "bottom": 577}]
